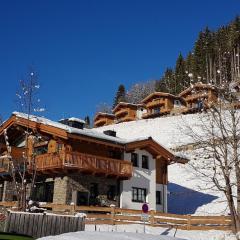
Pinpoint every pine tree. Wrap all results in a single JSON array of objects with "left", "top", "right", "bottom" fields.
[
  {"left": 175, "top": 53, "right": 188, "bottom": 94},
  {"left": 155, "top": 68, "right": 175, "bottom": 93},
  {"left": 113, "top": 84, "right": 126, "bottom": 108}
]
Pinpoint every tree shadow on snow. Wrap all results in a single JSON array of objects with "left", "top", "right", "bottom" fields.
[{"left": 168, "top": 182, "right": 218, "bottom": 214}]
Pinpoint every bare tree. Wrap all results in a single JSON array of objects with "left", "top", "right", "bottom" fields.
[
  {"left": 96, "top": 102, "right": 112, "bottom": 114},
  {"left": 181, "top": 86, "right": 240, "bottom": 234},
  {"left": 126, "top": 81, "right": 156, "bottom": 104},
  {"left": 2, "top": 69, "right": 44, "bottom": 211}
]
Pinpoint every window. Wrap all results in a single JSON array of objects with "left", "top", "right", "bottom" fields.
[
  {"left": 107, "top": 185, "right": 116, "bottom": 200},
  {"left": 132, "top": 187, "right": 147, "bottom": 203},
  {"left": 175, "top": 100, "right": 180, "bottom": 106},
  {"left": 131, "top": 153, "right": 138, "bottom": 167},
  {"left": 156, "top": 191, "right": 162, "bottom": 205},
  {"left": 142, "top": 155, "right": 149, "bottom": 169}
]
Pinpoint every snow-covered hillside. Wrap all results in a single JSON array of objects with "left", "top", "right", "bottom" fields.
[{"left": 94, "top": 114, "right": 229, "bottom": 215}]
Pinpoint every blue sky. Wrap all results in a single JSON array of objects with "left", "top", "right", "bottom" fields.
[{"left": 0, "top": 0, "right": 239, "bottom": 122}]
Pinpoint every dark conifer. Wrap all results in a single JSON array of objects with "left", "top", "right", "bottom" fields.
[{"left": 113, "top": 84, "right": 126, "bottom": 109}]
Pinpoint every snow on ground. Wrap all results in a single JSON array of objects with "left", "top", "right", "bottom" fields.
[
  {"left": 95, "top": 114, "right": 229, "bottom": 215},
  {"left": 168, "top": 163, "right": 228, "bottom": 215},
  {"left": 39, "top": 224, "right": 235, "bottom": 240}
]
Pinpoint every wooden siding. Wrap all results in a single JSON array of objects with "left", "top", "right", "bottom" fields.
[
  {"left": 114, "top": 105, "right": 137, "bottom": 123},
  {"left": 142, "top": 95, "right": 178, "bottom": 119},
  {"left": 94, "top": 117, "right": 114, "bottom": 127},
  {"left": 156, "top": 158, "right": 167, "bottom": 184}
]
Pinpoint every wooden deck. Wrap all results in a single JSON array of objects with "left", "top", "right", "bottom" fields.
[{"left": 34, "top": 151, "right": 133, "bottom": 179}]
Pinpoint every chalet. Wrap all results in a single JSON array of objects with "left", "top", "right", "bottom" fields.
[
  {"left": 141, "top": 92, "right": 186, "bottom": 119},
  {"left": 179, "top": 82, "right": 218, "bottom": 113},
  {"left": 94, "top": 112, "right": 115, "bottom": 128},
  {"left": 0, "top": 112, "right": 187, "bottom": 211},
  {"left": 112, "top": 102, "right": 146, "bottom": 123}
]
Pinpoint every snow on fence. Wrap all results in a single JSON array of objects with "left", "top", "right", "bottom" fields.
[
  {"left": 0, "top": 202, "right": 232, "bottom": 231},
  {"left": 4, "top": 211, "right": 85, "bottom": 238}
]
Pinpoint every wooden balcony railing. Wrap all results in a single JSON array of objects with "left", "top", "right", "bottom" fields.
[
  {"left": 94, "top": 118, "right": 107, "bottom": 127},
  {"left": 146, "top": 99, "right": 165, "bottom": 109},
  {"left": 114, "top": 109, "right": 129, "bottom": 118},
  {"left": 34, "top": 151, "right": 133, "bottom": 179},
  {"left": 185, "top": 92, "right": 208, "bottom": 102}
]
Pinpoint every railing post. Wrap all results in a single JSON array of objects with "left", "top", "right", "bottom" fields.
[
  {"left": 110, "top": 204, "right": 115, "bottom": 225},
  {"left": 187, "top": 215, "right": 191, "bottom": 230}
]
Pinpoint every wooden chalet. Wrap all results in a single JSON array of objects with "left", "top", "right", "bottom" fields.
[
  {"left": 0, "top": 112, "right": 186, "bottom": 210},
  {"left": 112, "top": 102, "right": 146, "bottom": 123},
  {"left": 141, "top": 92, "right": 186, "bottom": 119},
  {"left": 179, "top": 82, "right": 218, "bottom": 113},
  {"left": 94, "top": 112, "right": 115, "bottom": 127}
]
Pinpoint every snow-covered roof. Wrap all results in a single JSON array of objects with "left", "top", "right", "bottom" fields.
[
  {"left": 66, "top": 117, "right": 85, "bottom": 124},
  {"left": 12, "top": 112, "right": 128, "bottom": 144},
  {"left": 94, "top": 112, "right": 115, "bottom": 121},
  {"left": 179, "top": 82, "right": 217, "bottom": 97},
  {"left": 141, "top": 92, "right": 181, "bottom": 104},
  {"left": 8, "top": 112, "right": 182, "bottom": 162},
  {"left": 112, "top": 102, "right": 145, "bottom": 113}
]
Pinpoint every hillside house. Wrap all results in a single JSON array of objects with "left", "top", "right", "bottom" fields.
[
  {"left": 112, "top": 102, "right": 146, "bottom": 123},
  {"left": 179, "top": 83, "right": 218, "bottom": 113},
  {"left": 141, "top": 92, "right": 186, "bottom": 119},
  {"left": 94, "top": 112, "right": 115, "bottom": 127},
  {"left": 0, "top": 112, "right": 186, "bottom": 211}
]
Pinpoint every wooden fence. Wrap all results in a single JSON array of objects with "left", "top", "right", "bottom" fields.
[
  {"left": 0, "top": 202, "right": 232, "bottom": 231},
  {"left": 4, "top": 211, "right": 85, "bottom": 238}
]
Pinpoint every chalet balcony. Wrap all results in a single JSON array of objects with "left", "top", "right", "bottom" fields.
[
  {"left": 114, "top": 109, "right": 129, "bottom": 118},
  {"left": 34, "top": 151, "right": 133, "bottom": 179},
  {"left": 117, "top": 116, "right": 135, "bottom": 123},
  {"left": 146, "top": 99, "right": 165, "bottom": 109},
  {"left": 94, "top": 119, "right": 108, "bottom": 127},
  {"left": 185, "top": 92, "right": 208, "bottom": 102}
]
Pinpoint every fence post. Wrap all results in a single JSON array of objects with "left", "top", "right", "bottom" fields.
[
  {"left": 4, "top": 210, "right": 10, "bottom": 233},
  {"left": 110, "top": 204, "right": 115, "bottom": 225},
  {"left": 187, "top": 215, "right": 191, "bottom": 230},
  {"left": 150, "top": 210, "right": 155, "bottom": 226},
  {"left": 70, "top": 202, "right": 75, "bottom": 215}
]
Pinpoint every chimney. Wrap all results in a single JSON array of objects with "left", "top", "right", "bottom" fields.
[
  {"left": 103, "top": 130, "right": 116, "bottom": 137},
  {"left": 59, "top": 117, "right": 85, "bottom": 130}
]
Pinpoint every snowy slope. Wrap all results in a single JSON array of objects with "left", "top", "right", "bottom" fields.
[
  {"left": 95, "top": 114, "right": 229, "bottom": 215},
  {"left": 94, "top": 114, "right": 201, "bottom": 149}
]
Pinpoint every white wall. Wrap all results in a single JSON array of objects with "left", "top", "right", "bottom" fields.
[
  {"left": 120, "top": 149, "right": 155, "bottom": 210},
  {"left": 136, "top": 108, "right": 147, "bottom": 119},
  {"left": 120, "top": 149, "right": 167, "bottom": 211}
]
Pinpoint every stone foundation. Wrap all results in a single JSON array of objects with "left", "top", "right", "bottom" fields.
[{"left": 66, "top": 174, "right": 120, "bottom": 207}]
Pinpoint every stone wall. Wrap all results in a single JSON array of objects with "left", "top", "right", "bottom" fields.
[
  {"left": 52, "top": 176, "right": 68, "bottom": 204},
  {"left": 2, "top": 181, "right": 16, "bottom": 201}
]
